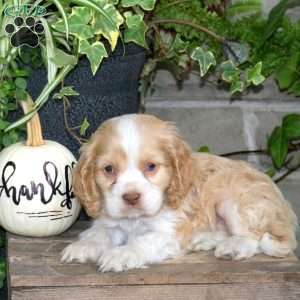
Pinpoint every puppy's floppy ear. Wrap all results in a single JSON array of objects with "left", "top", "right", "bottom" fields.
[
  {"left": 73, "top": 140, "right": 102, "bottom": 218},
  {"left": 165, "top": 124, "right": 194, "bottom": 209}
]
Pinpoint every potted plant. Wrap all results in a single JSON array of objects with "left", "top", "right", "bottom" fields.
[
  {"left": 1, "top": 0, "right": 273, "bottom": 155},
  {"left": 1, "top": 0, "right": 156, "bottom": 155}
]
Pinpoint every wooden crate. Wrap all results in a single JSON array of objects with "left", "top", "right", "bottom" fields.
[{"left": 7, "top": 222, "right": 300, "bottom": 300}]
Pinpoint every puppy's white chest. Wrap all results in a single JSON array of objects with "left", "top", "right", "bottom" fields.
[{"left": 108, "top": 219, "right": 150, "bottom": 246}]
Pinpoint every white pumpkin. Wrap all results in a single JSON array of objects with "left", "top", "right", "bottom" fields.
[{"left": 0, "top": 96, "right": 81, "bottom": 237}]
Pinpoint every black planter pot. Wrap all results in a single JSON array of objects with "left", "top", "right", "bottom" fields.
[{"left": 26, "top": 42, "right": 146, "bottom": 157}]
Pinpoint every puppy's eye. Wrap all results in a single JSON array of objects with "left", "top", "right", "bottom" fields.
[
  {"left": 104, "top": 165, "right": 114, "bottom": 174},
  {"left": 145, "top": 162, "right": 157, "bottom": 172}
]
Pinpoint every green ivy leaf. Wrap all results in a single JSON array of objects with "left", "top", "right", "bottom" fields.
[
  {"left": 268, "top": 126, "right": 289, "bottom": 169},
  {"left": 220, "top": 60, "right": 239, "bottom": 83},
  {"left": 121, "top": 0, "right": 156, "bottom": 10},
  {"left": 14, "top": 78, "right": 27, "bottom": 90},
  {"left": 124, "top": 12, "right": 148, "bottom": 48},
  {"left": 91, "top": 4, "right": 123, "bottom": 50},
  {"left": 230, "top": 80, "right": 244, "bottom": 94},
  {"left": 79, "top": 40, "right": 108, "bottom": 75},
  {"left": 50, "top": 48, "right": 77, "bottom": 68},
  {"left": 197, "top": 145, "right": 210, "bottom": 153},
  {"left": 282, "top": 114, "right": 300, "bottom": 140},
  {"left": 178, "top": 54, "right": 190, "bottom": 69},
  {"left": 53, "top": 86, "right": 79, "bottom": 100},
  {"left": 246, "top": 62, "right": 265, "bottom": 86},
  {"left": 191, "top": 47, "right": 216, "bottom": 77},
  {"left": 275, "top": 52, "right": 299, "bottom": 90},
  {"left": 53, "top": 7, "right": 93, "bottom": 40},
  {"left": 80, "top": 117, "right": 90, "bottom": 136}
]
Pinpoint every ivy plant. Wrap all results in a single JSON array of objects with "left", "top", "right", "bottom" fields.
[
  {"left": 1, "top": 0, "right": 157, "bottom": 132},
  {"left": 268, "top": 114, "right": 300, "bottom": 170},
  {"left": 140, "top": 0, "right": 267, "bottom": 98},
  {"left": 141, "top": 0, "right": 300, "bottom": 98}
]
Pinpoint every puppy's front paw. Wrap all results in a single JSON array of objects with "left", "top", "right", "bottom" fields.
[
  {"left": 61, "top": 241, "right": 103, "bottom": 263},
  {"left": 98, "top": 246, "right": 145, "bottom": 272}
]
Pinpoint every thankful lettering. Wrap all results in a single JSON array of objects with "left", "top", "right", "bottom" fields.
[{"left": 0, "top": 161, "right": 76, "bottom": 209}]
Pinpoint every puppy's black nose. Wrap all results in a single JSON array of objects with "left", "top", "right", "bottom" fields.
[{"left": 122, "top": 192, "right": 141, "bottom": 206}]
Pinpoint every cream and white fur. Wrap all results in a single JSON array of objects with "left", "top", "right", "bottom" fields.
[{"left": 62, "top": 114, "right": 298, "bottom": 272}]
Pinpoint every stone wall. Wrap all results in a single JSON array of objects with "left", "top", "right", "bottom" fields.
[{"left": 145, "top": 71, "right": 300, "bottom": 178}]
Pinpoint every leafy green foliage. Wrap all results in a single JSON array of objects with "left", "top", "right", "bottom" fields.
[
  {"left": 245, "top": 62, "right": 265, "bottom": 86},
  {"left": 220, "top": 60, "right": 243, "bottom": 93},
  {"left": 3, "top": 0, "right": 155, "bottom": 132},
  {"left": 268, "top": 114, "right": 300, "bottom": 169},
  {"left": 261, "top": 0, "right": 289, "bottom": 44},
  {"left": 150, "top": 0, "right": 300, "bottom": 97},
  {"left": 0, "top": 56, "right": 30, "bottom": 149},
  {"left": 191, "top": 47, "right": 216, "bottom": 77},
  {"left": 121, "top": 0, "right": 156, "bottom": 10},
  {"left": 53, "top": 7, "right": 94, "bottom": 40},
  {"left": 79, "top": 40, "right": 108, "bottom": 75},
  {"left": 124, "top": 12, "right": 149, "bottom": 48},
  {"left": 91, "top": 4, "right": 123, "bottom": 50},
  {"left": 79, "top": 117, "right": 90, "bottom": 136},
  {"left": 221, "top": 60, "right": 239, "bottom": 82},
  {"left": 53, "top": 86, "right": 79, "bottom": 100},
  {"left": 282, "top": 114, "right": 300, "bottom": 140},
  {"left": 198, "top": 145, "right": 211, "bottom": 153},
  {"left": 226, "top": 0, "right": 261, "bottom": 18},
  {"left": 50, "top": 48, "right": 78, "bottom": 68},
  {"left": 275, "top": 51, "right": 299, "bottom": 91},
  {"left": 268, "top": 126, "right": 289, "bottom": 169}
]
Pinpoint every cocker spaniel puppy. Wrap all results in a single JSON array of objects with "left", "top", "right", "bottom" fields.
[{"left": 62, "top": 114, "right": 298, "bottom": 272}]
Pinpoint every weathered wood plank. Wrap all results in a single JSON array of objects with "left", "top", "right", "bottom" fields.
[
  {"left": 9, "top": 260, "right": 300, "bottom": 288},
  {"left": 7, "top": 221, "right": 300, "bottom": 293},
  {"left": 8, "top": 238, "right": 297, "bottom": 266},
  {"left": 11, "top": 283, "right": 300, "bottom": 300}
]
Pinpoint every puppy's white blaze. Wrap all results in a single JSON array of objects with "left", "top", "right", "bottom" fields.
[{"left": 116, "top": 115, "right": 140, "bottom": 167}]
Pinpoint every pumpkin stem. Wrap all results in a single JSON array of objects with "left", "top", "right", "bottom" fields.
[{"left": 20, "top": 94, "right": 45, "bottom": 147}]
